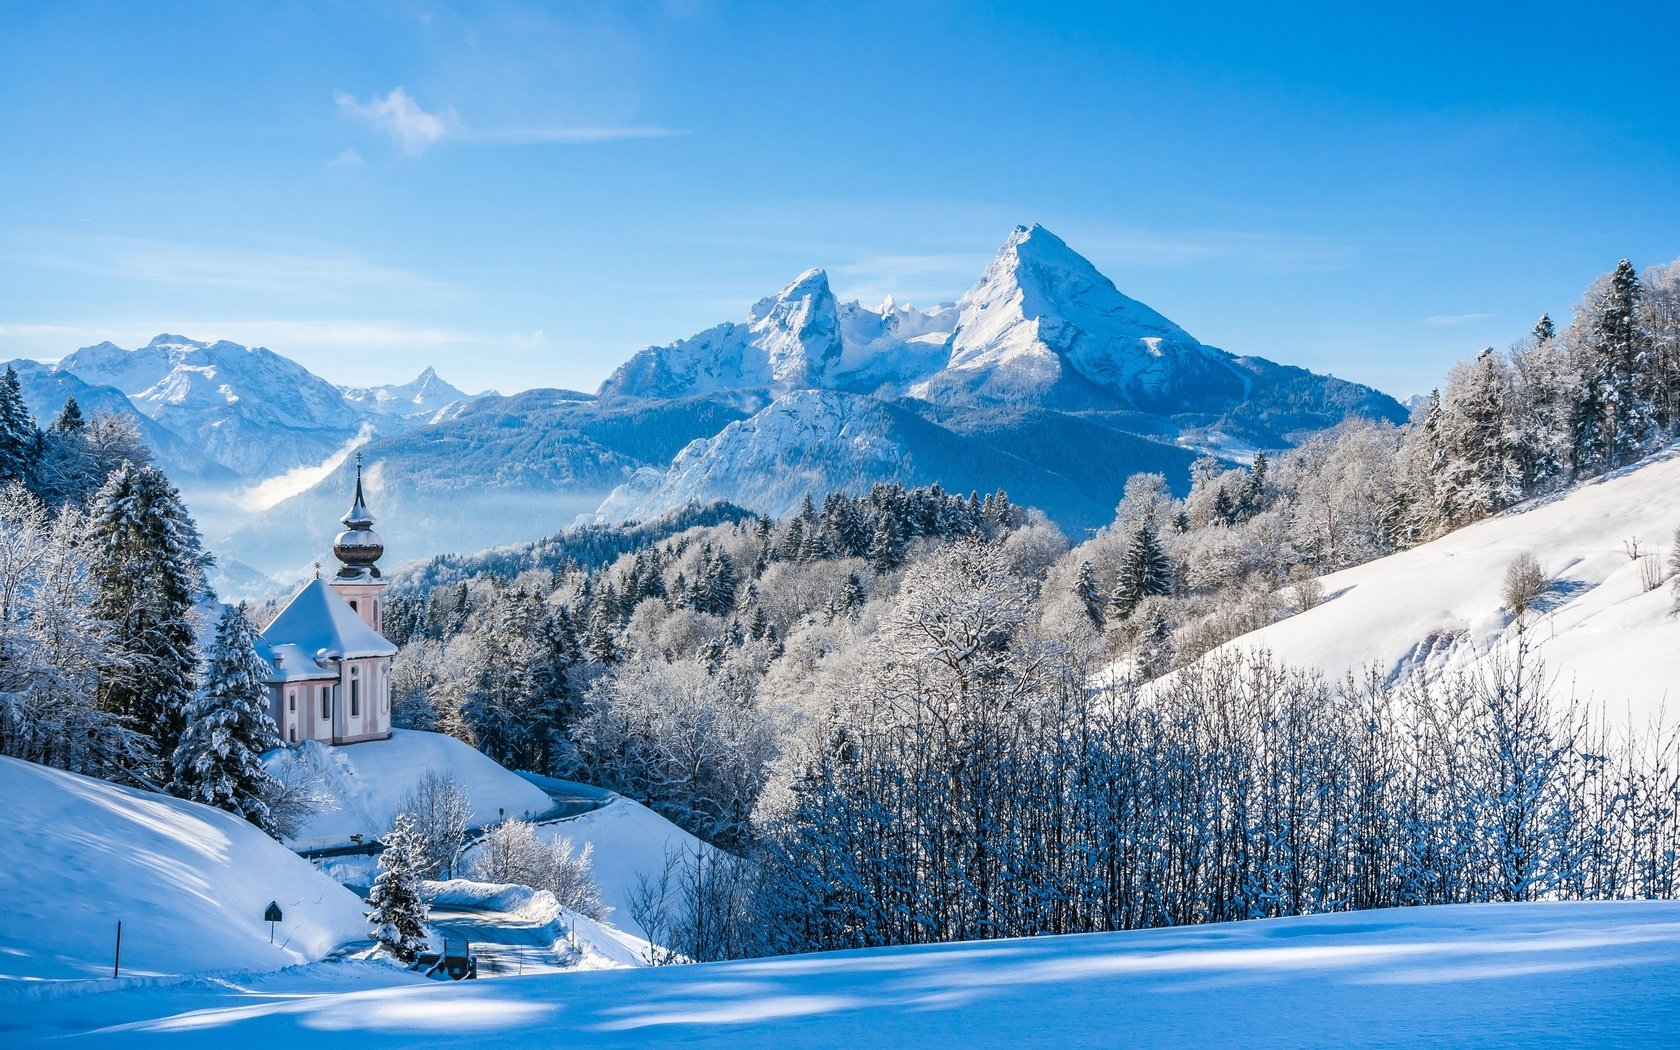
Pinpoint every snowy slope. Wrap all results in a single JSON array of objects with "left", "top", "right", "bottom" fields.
[
  {"left": 274, "top": 730, "right": 553, "bottom": 850},
  {"left": 23, "top": 901, "right": 1680, "bottom": 1046},
  {"left": 1214, "top": 446, "right": 1680, "bottom": 723},
  {"left": 0, "top": 757, "right": 366, "bottom": 982}
]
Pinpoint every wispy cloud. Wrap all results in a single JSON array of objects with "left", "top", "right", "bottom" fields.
[
  {"left": 14, "top": 233, "right": 451, "bottom": 299},
  {"left": 334, "top": 87, "right": 683, "bottom": 154},
  {"left": 1424, "top": 312, "right": 1495, "bottom": 327},
  {"left": 329, "top": 147, "right": 364, "bottom": 167},
  {"left": 335, "top": 87, "right": 455, "bottom": 154}
]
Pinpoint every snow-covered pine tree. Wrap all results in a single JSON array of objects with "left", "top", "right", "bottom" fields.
[
  {"left": 1108, "top": 523, "right": 1172, "bottom": 621},
  {"left": 868, "top": 512, "right": 903, "bottom": 572},
  {"left": 171, "top": 603, "right": 282, "bottom": 831},
  {"left": 1073, "top": 559, "right": 1105, "bottom": 627},
  {"left": 1534, "top": 313, "right": 1556, "bottom": 345},
  {"left": 89, "top": 461, "right": 209, "bottom": 778},
  {"left": 366, "top": 813, "right": 431, "bottom": 962},
  {"left": 1595, "top": 259, "right": 1655, "bottom": 466},
  {"left": 0, "top": 366, "right": 40, "bottom": 489}
]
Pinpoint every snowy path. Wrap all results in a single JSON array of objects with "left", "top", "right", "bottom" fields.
[
  {"left": 427, "top": 901, "right": 573, "bottom": 978},
  {"left": 18, "top": 901, "right": 1680, "bottom": 1047}
]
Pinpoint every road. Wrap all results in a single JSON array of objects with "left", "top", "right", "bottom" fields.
[
  {"left": 426, "top": 901, "right": 575, "bottom": 978},
  {"left": 295, "top": 774, "right": 613, "bottom": 862}
]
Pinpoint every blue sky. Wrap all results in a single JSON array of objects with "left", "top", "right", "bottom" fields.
[{"left": 1, "top": 1, "right": 1676, "bottom": 398}]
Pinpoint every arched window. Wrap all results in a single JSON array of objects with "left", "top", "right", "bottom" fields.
[
  {"left": 350, "top": 666, "right": 360, "bottom": 718},
  {"left": 289, "top": 725, "right": 298, "bottom": 744},
  {"left": 288, "top": 689, "right": 296, "bottom": 712},
  {"left": 349, "top": 599, "right": 359, "bottom": 613}
]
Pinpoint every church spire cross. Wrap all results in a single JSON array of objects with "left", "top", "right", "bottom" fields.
[{"left": 342, "top": 452, "right": 375, "bottom": 529}]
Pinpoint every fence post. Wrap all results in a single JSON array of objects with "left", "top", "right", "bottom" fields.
[{"left": 113, "top": 921, "right": 122, "bottom": 978}]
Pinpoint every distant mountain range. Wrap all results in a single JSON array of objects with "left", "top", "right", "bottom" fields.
[{"left": 13, "top": 225, "right": 1405, "bottom": 593}]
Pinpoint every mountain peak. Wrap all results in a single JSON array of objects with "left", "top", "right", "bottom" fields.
[{"left": 939, "top": 225, "right": 1229, "bottom": 410}]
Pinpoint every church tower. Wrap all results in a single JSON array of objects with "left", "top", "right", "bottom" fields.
[{"left": 330, "top": 453, "right": 386, "bottom": 633}]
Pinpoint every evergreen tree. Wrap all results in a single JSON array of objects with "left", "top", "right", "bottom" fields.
[
  {"left": 171, "top": 603, "right": 282, "bottom": 831},
  {"left": 49, "top": 397, "right": 85, "bottom": 435},
  {"left": 365, "top": 813, "right": 431, "bottom": 962},
  {"left": 89, "top": 462, "right": 208, "bottom": 777},
  {"left": 1534, "top": 313, "right": 1556, "bottom": 344},
  {"left": 1595, "top": 259, "right": 1654, "bottom": 466},
  {"left": 1073, "top": 560, "right": 1105, "bottom": 627},
  {"left": 0, "top": 365, "right": 40, "bottom": 488},
  {"left": 868, "top": 513, "right": 903, "bottom": 573},
  {"left": 1108, "top": 523, "right": 1172, "bottom": 621}
]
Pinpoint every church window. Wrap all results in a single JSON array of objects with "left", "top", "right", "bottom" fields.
[
  {"left": 349, "top": 599, "right": 358, "bottom": 613},
  {"left": 321, "top": 686, "right": 330, "bottom": 719},
  {"left": 288, "top": 690, "right": 295, "bottom": 712},
  {"left": 289, "top": 726, "right": 297, "bottom": 744},
  {"left": 350, "top": 667, "right": 360, "bottom": 718}
]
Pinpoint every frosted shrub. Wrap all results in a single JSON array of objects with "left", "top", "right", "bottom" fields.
[{"left": 1502, "top": 552, "right": 1547, "bottom": 616}]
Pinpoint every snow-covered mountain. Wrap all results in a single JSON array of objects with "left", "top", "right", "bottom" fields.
[
  {"left": 57, "top": 335, "right": 372, "bottom": 479},
  {"left": 340, "top": 366, "right": 485, "bottom": 423},
  {"left": 594, "top": 224, "right": 1404, "bottom": 526},
  {"left": 597, "top": 388, "right": 1160, "bottom": 528}
]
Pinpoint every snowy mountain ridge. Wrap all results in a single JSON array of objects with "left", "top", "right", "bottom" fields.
[{"left": 49, "top": 335, "right": 482, "bottom": 482}]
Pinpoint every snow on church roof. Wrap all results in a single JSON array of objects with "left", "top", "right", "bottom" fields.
[{"left": 259, "top": 579, "right": 397, "bottom": 679}]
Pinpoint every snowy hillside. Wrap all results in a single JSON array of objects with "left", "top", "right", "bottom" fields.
[
  {"left": 0, "top": 757, "right": 365, "bottom": 982},
  {"left": 273, "top": 730, "right": 554, "bottom": 850},
  {"left": 20, "top": 901, "right": 1680, "bottom": 1046},
  {"left": 1214, "top": 446, "right": 1680, "bottom": 723}
]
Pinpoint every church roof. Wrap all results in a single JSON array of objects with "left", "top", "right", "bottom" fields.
[{"left": 259, "top": 579, "right": 397, "bottom": 675}]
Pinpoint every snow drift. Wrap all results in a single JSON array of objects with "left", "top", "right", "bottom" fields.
[{"left": 0, "top": 757, "right": 366, "bottom": 982}]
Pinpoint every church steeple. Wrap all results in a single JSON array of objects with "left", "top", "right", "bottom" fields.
[{"left": 332, "top": 453, "right": 384, "bottom": 580}]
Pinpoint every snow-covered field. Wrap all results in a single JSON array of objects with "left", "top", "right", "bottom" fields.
[
  {"left": 16, "top": 901, "right": 1679, "bottom": 1047},
  {"left": 0, "top": 757, "right": 366, "bottom": 984},
  {"left": 1218, "top": 447, "right": 1680, "bottom": 723},
  {"left": 274, "top": 730, "right": 553, "bottom": 850}
]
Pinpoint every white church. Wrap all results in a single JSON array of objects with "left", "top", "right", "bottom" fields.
[{"left": 257, "top": 455, "right": 397, "bottom": 746}]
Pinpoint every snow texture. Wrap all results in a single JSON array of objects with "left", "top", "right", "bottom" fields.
[
  {"left": 272, "top": 729, "right": 552, "bottom": 850},
  {"left": 15, "top": 901, "right": 1680, "bottom": 1046},
  {"left": 0, "top": 756, "right": 366, "bottom": 983},
  {"left": 1213, "top": 446, "right": 1680, "bottom": 724}
]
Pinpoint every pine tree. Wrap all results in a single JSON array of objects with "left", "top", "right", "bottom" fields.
[
  {"left": 1073, "top": 560, "right": 1105, "bottom": 628},
  {"left": 366, "top": 813, "right": 431, "bottom": 962},
  {"left": 89, "top": 461, "right": 208, "bottom": 777},
  {"left": 1534, "top": 314, "right": 1556, "bottom": 344},
  {"left": 50, "top": 398, "right": 84, "bottom": 435},
  {"left": 1108, "top": 523, "right": 1172, "bottom": 621},
  {"left": 868, "top": 513, "right": 903, "bottom": 573},
  {"left": 0, "top": 365, "right": 40, "bottom": 488},
  {"left": 1596, "top": 260, "right": 1654, "bottom": 466},
  {"left": 171, "top": 603, "right": 282, "bottom": 831}
]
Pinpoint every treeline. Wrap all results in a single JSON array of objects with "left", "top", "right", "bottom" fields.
[
  {"left": 744, "top": 545, "right": 1679, "bottom": 957},
  {"left": 385, "top": 483, "right": 1031, "bottom": 847},
  {"left": 0, "top": 370, "right": 288, "bottom": 834}
]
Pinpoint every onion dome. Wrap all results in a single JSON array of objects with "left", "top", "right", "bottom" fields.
[{"left": 333, "top": 453, "right": 384, "bottom": 579}]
